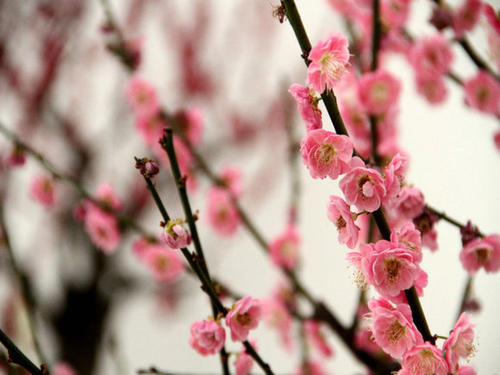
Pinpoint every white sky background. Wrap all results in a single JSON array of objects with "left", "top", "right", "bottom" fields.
[{"left": 1, "top": 0, "right": 500, "bottom": 374}]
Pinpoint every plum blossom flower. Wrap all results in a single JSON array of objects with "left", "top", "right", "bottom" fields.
[
  {"left": 453, "top": 0, "right": 482, "bottom": 38},
  {"left": 143, "top": 245, "right": 184, "bottom": 282},
  {"left": 368, "top": 297, "right": 423, "bottom": 358},
  {"left": 494, "top": 130, "right": 500, "bottom": 151},
  {"left": 409, "top": 35, "right": 453, "bottom": 78},
  {"left": 84, "top": 206, "right": 121, "bottom": 253},
  {"left": 443, "top": 312, "right": 475, "bottom": 371},
  {"left": 339, "top": 158, "right": 386, "bottom": 212},
  {"left": 125, "top": 75, "right": 159, "bottom": 116},
  {"left": 381, "top": 0, "right": 412, "bottom": 30},
  {"left": 30, "top": 175, "right": 55, "bottom": 207},
  {"left": 135, "top": 111, "right": 166, "bottom": 146},
  {"left": 399, "top": 342, "right": 448, "bottom": 375},
  {"left": 347, "top": 240, "right": 420, "bottom": 297},
  {"left": 391, "top": 222, "right": 423, "bottom": 263},
  {"left": 52, "top": 362, "right": 77, "bottom": 375},
  {"left": 459, "top": 234, "right": 500, "bottom": 274},
  {"left": 288, "top": 84, "right": 323, "bottom": 131},
  {"left": 189, "top": 320, "right": 226, "bottom": 356},
  {"left": 415, "top": 75, "right": 448, "bottom": 105},
  {"left": 326, "top": 195, "right": 359, "bottom": 249},
  {"left": 300, "top": 129, "right": 353, "bottom": 180},
  {"left": 464, "top": 71, "right": 500, "bottom": 115},
  {"left": 392, "top": 187, "right": 425, "bottom": 220},
  {"left": 162, "top": 219, "right": 191, "bottom": 249},
  {"left": 307, "top": 33, "right": 350, "bottom": 93},
  {"left": 220, "top": 166, "right": 243, "bottom": 198},
  {"left": 234, "top": 350, "right": 254, "bottom": 375},
  {"left": 384, "top": 153, "right": 408, "bottom": 201},
  {"left": 269, "top": 225, "right": 301, "bottom": 270},
  {"left": 226, "top": 297, "right": 262, "bottom": 342},
  {"left": 358, "top": 70, "right": 401, "bottom": 115},
  {"left": 96, "top": 183, "right": 122, "bottom": 210},
  {"left": 304, "top": 320, "right": 334, "bottom": 357},
  {"left": 262, "top": 299, "right": 293, "bottom": 350},
  {"left": 206, "top": 187, "right": 239, "bottom": 236}
]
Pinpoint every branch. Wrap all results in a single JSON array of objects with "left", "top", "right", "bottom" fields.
[
  {"left": 0, "top": 202, "right": 46, "bottom": 365},
  {"left": 0, "top": 328, "right": 45, "bottom": 375},
  {"left": 281, "top": 0, "right": 435, "bottom": 346}
]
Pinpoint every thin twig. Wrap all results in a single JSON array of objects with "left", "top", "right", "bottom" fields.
[{"left": 0, "top": 328, "right": 44, "bottom": 375}]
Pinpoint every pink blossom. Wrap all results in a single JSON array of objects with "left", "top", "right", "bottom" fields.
[
  {"left": 144, "top": 245, "right": 184, "bottom": 282},
  {"left": 409, "top": 35, "right": 453, "bottom": 78},
  {"left": 355, "top": 326, "right": 385, "bottom": 355},
  {"left": 5, "top": 148, "right": 26, "bottom": 167},
  {"left": 388, "top": 267, "right": 428, "bottom": 305},
  {"left": 132, "top": 237, "right": 152, "bottom": 260},
  {"left": 206, "top": 187, "right": 239, "bottom": 236},
  {"left": 459, "top": 234, "right": 500, "bottom": 274},
  {"left": 392, "top": 187, "right": 425, "bottom": 220},
  {"left": 269, "top": 225, "right": 301, "bottom": 270},
  {"left": 400, "top": 342, "right": 448, "bottom": 375},
  {"left": 234, "top": 351, "right": 254, "bottom": 375},
  {"left": 184, "top": 107, "right": 204, "bottom": 146},
  {"left": 326, "top": 195, "right": 359, "bottom": 249},
  {"left": 52, "top": 362, "right": 77, "bottom": 375},
  {"left": 391, "top": 222, "right": 423, "bottom": 263},
  {"left": 484, "top": 4, "right": 500, "bottom": 36},
  {"left": 457, "top": 366, "right": 477, "bottom": 375},
  {"left": 288, "top": 84, "right": 323, "bottom": 131},
  {"left": 304, "top": 320, "right": 333, "bottom": 357},
  {"left": 358, "top": 70, "right": 401, "bottom": 115},
  {"left": 339, "top": 160, "right": 386, "bottom": 212},
  {"left": 84, "top": 206, "right": 121, "bottom": 253},
  {"left": 494, "top": 130, "right": 500, "bottom": 151},
  {"left": 348, "top": 240, "right": 420, "bottom": 297},
  {"left": 189, "top": 320, "right": 226, "bottom": 356},
  {"left": 415, "top": 74, "right": 448, "bottom": 105},
  {"left": 381, "top": 0, "right": 411, "bottom": 30},
  {"left": 125, "top": 75, "right": 159, "bottom": 116},
  {"left": 96, "top": 183, "right": 122, "bottom": 210},
  {"left": 135, "top": 111, "right": 166, "bottom": 146},
  {"left": 226, "top": 296, "right": 262, "bottom": 342},
  {"left": 422, "top": 228, "right": 439, "bottom": 252},
  {"left": 30, "top": 175, "right": 55, "bottom": 207},
  {"left": 369, "top": 297, "right": 423, "bottom": 358},
  {"left": 300, "top": 129, "right": 353, "bottom": 180},
  {"left": 220, "top": 166, "right": 243, "bottom": 198},
  {"left": 453, "top": 0, "right": 482, "bottom": 38},
  {"left": 464, "top": 71, "right": 500, "bottom": 115},
  {"left": 161, "top": 219, "right": 191, "bottom": 249},
  {"left": 262, "top": 299, "right": 293, "bottom": 350},
  {"left": 443, "top": 312, "right": 475, "bottom": 371},
  {"left": 384, "top": 153, "right": 408, "bottom": 201},
  {"left": 307, "top": 33, "right": 350, "bottom": 93}
]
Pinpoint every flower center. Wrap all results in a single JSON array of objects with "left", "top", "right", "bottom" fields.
[
  {"left": 388, "top": 320, "right": 406, "bottom": 343},
  {"left": 336, "top": 216, "right": 346, "bottom": 231},
  {"left": 319, "top": 53, "right": 346, "bottom": 81},
  {"left": 357, "top": 175, "right": 375, "bottom": 197},
  {"left": 155, "top": 256, "right": 169, "bottom": 272},
  {"left": 317, "top": 143, "right": 336, "bottom": 164},
  {"left": 371, "top": 82, "right": 388, "bottom": 102},
  {"left": 384, "top": 257, "right": 401, "bottom": 281},
  {"left": 236, "top": 313, "right": 251, "bottom": 326},
  {"left": 475, "top": 247, "right": 490, "bottom": 264}
]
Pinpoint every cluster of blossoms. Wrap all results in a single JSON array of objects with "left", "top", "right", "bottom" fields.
[
  {"left": 125, "top": 75, "right": 203, "bottom": 189},
  {"left": 205, "top": 166, "right": 242, "bottom": 236},
  {"left": 73, "top": 183, "right": 122, "bottom": 253},
  {"left": 287, "top": 18, "right": 500, "bottom": 372},
  {"left": 189, "top": 297, "right": 261, "bottom": 375}
]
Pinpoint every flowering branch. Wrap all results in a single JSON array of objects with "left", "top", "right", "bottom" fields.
[
  {"left": 281, "top": 0, "right": 436, "bottom": 345},
  {"left": 139, "top": 131, "right": 275, "bottom": 375},
  {"left": 0, "top": 328, "right": 45, "bottom": 375}
]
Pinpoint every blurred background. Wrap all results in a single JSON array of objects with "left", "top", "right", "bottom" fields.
[{"left": 0, "top": 0, "right": 499, "bottom": 374}]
